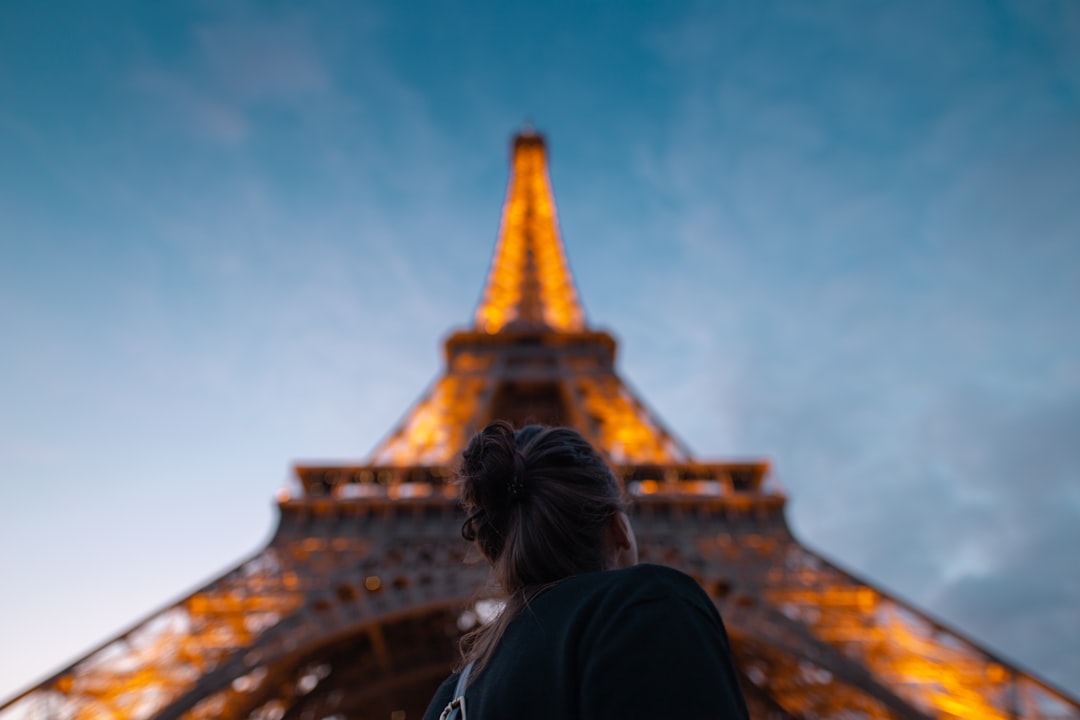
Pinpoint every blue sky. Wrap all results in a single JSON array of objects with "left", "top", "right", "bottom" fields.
[{"left": 2, "top": 0, "right": 1079, "bottom": 700}]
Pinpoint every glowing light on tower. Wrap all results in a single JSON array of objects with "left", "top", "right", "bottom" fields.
[{"left": 474, "top": 131, "right": 585, "bottom": 333}]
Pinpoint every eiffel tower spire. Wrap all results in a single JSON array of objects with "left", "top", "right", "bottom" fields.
[{"left": 474, "top": 130, "right": 585, "bottom": 333}]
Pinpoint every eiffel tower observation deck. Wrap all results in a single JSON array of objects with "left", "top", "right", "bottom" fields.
[{"left": 3, "top": 131, "right": 1079, "bottom": 720}]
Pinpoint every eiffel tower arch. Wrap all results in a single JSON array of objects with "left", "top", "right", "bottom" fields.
[{"left": 3, "top": 131, "right": 1078, "bottom": 720}]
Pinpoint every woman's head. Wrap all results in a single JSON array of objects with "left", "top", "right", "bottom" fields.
[{"left": 458, "top": 421, "right": 637, "bottom": 594}]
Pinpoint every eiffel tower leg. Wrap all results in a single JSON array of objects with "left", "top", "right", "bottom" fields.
[
  {"left": 151, "top": 498, "right": 486, "bottom": 720},
  {"left": 0, "top": 547, "right": 304, "bottom": 720},
  {"left": 728, "top": 604, "right": 933, "bottom": 720},
  {"left": 738, "top": 677, "right": 805, "bottom": 720}
]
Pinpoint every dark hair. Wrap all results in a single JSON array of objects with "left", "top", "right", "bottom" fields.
[{"left": 457, "top": 420, "right": 628, "bottom": 677}]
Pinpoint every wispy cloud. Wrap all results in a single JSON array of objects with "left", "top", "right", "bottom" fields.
[{"left": 130, "top": 5, "right": 334, "bottom": 145}]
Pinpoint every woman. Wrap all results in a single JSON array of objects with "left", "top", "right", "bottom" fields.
[{"left": 423, "top": 421, "right": 749, "bottom": 720}]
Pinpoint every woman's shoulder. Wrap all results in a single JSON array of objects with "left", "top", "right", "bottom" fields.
[
  {"left": 569, "top": 565, "right": 749, "bottom": 719},
  {"left": 553, "top": 563, "right": 713, "bottom": 612},
  {"left": 598, "top": 562, "right": 707, "bottom": 595},
  {"left": 616, "top": 562, "right": 704, "bottom": 588}
]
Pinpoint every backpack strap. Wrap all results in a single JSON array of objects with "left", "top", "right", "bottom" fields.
[{"left": 438, "top": 662, "right": 475, "bottom": 720}]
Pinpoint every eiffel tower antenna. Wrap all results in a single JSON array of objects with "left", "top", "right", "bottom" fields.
[{"left": 3, "top": 132, "right": 1078, "bottom": 720}]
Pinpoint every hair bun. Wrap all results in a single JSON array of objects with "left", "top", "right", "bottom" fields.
[{"left": 459, "top": 420, "right": 521, "bottom": 558}]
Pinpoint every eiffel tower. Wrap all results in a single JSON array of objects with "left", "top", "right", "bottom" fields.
[{"left": 3, "top": 131, "right": 1079, "bottom": 720}]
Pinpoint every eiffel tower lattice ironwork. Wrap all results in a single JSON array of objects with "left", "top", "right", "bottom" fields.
[{"left": 3, "top": 131, "right": 1079, "bottom": 720}]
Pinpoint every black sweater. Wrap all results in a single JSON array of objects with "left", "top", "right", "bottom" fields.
[{"left": 423, "top": 563, "right": 749, "bottom": 720}]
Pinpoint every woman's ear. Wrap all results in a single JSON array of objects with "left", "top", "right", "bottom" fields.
[{"left": 606, "top": 511, "right": 639, "bottom": 569}]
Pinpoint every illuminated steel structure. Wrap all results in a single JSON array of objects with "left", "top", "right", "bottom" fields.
[{"left": 3, "top": 131, "right": 1079, "bottom": 720}]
